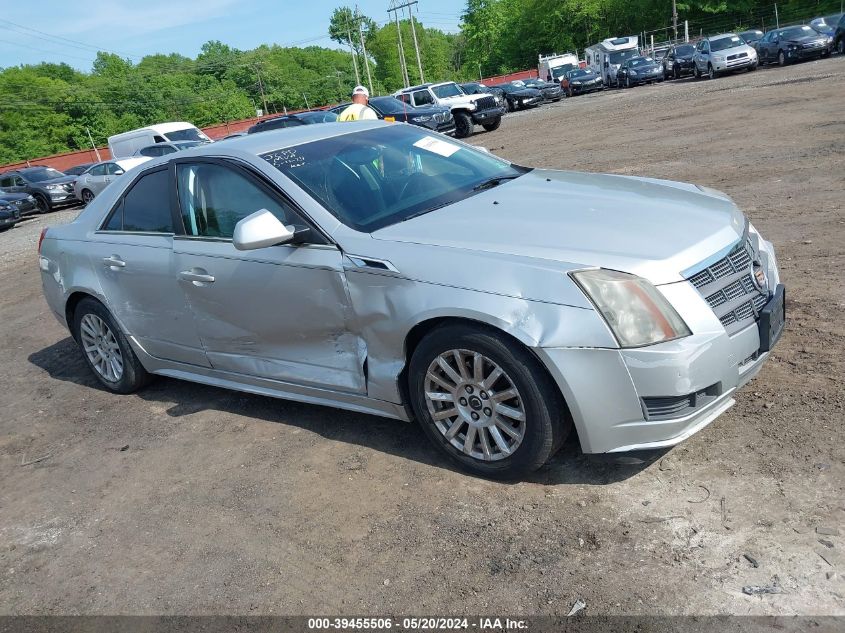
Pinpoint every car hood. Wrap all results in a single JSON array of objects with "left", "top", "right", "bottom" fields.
[
  {"left": 784, "top": 35, "right": 829, "bottom": 44},
  {"left": 38, "top": 175, "right": 76, "bottom": 186},
  {"left": 372, "top": 169, "right": 746, "bottom": 285},
  {"left": 631, "top": 64, "right": 661, "bottom": 72},
  {"left": 509, "top": 88, "right": 542, "bottom": 97},
  {"left": 571, "top": 73, "right": 600, "bottom": 81}
]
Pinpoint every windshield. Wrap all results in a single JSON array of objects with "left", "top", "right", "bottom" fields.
[
  {"left": 164, "top": 127, "right": 210, "bottom": 142},
  {"left": 711, "top": 35, "right": 745, "bottom": 51},
  {"left": 608, "top": 49, "right": 638, "bottom": 64},
  {"left": 568, "top": 69, "right": 590, "bottom": 78},
  {"left": 551, "top": 64, "right": 575, "bottom": 80},
  {"left": 675, "top": 44, "right": 695, "bottom": 55},
  {"left": 261, "top": 125, "right": 528, "bottom": 232},
  {"left": 370, "top": 97, "right": 409, "bottom": 115},
  {"left": 431, "top": 83, "right": 462, "bottom": 98},
  {"left": 629, "top": 57, "right": 654, "bottom": 67},
  {"left": 24, "top": 168, "right": 65, "bottom": 182},
  {"left": 779, "top": 25, "right": 816, "bottom": 39}
]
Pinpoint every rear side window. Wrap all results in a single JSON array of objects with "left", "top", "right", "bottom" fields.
[{"left": 104, "top": 169, "right": 173, "bottom": 233}]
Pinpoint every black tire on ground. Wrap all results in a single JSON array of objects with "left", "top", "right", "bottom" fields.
[
  {"left": 81, "top": 189, "right": 95, "bottom": 205},
  {"left": 708, "top": 64, "right": 716, "bottom": 79},
  {"left": 674, "top": 66, "right": 680, "bottom": 80},
  {"left": 34, "top": 194, "right": 50, "bottom": 214},
  {"left": 778, "top": 50, "right": 786, "bottom": 66},
  {"left": 72, "top": 297, "right": 152, "bottom": 394},
  {"left": 482, "top": 117, "right": 502, "bottom": 132},
  {"left": 453, "top": 112, "right": 473, "bottom": 138},
  {"left": 748, "top": 62, "right": 757, "bottom": 72},
  {"left": 0, "top": 225, "right": 11, "bottom": 232},
  {"left": 838, "top": 40, "right": 845, "bottom": 55},
  {"left": 625, "top": 76, "right": 631, "bottom": 88},
  {"left": 407, "top": 323, "right": 570, "bottom": 479},
  {"left": 694, "top": 65, "right": 701, "bottom": 79}
]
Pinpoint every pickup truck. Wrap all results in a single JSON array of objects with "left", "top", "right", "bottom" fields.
[{"left": 394, "top": 81, "right": 505, "bottom": 138}]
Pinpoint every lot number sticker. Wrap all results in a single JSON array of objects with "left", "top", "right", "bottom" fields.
[{"left": 413, "top": 136, "right": 461, "bottom": 157}]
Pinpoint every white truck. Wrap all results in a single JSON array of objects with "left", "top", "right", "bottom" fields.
[
  {"left": 393, "top": 82, "right": 505, "bottom": 139},
  {"left": 108, "top": 122, "right": 211, "bottom": 159},
  {"left": 538, "top": 53, "right": 579, "bottom": 83},
  {"left": 585, "top": 36, "right": 641, "bottom": 87}
]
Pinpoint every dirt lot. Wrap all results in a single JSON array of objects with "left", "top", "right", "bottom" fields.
[{"left": 1, "top": 57, "right": 843, "bottom": 617}]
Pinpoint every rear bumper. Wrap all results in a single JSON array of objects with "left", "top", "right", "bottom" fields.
[{"left": 536, "top": 299, "right": 781, "bottom": 454}]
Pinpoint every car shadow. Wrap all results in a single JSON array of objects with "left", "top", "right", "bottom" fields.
[{"left": 29, "top": 337, "right": 665, "bottom": 485}]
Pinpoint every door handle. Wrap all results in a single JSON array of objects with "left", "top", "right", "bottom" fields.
[
  {"left": 178, "top": 269, "right": 215, "bottom": 285},
  {"left": 102, "top": 256, "right": 125, "bottom": 269}
]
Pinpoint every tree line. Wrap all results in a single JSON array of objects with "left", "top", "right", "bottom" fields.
[{"left": 0, "top": 0, "right": 838, "bottom": 163}]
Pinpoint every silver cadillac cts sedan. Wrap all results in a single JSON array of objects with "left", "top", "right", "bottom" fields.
[{"left": 38, "top": 121, "right": 785, "bottom": 478}]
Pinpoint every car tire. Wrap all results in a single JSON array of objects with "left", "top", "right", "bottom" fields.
[
  {"left": 81, "top": 189, "right": 95, "bottom": 205},
  {"left": 674, "top": 66, "right": 680, "bottom": 80},
  {"left": 625, "top": 76, "right": 631, "bottom": 88},
  {"left": 749, "top": 62, "right": 758, "bottom": 71},
  {"left": 408, "top": 323, "right": 569, "bottom": 479},
  {"left": 838, "top": 39, "right": 845, "bottom": 55},
  {"left": 707, "top": 64, "right": 716, "bottom": 79},
  {"left": 72, "top": 297, "right": 151, "bottom": 394},
  {"left": 453, "top": 112, "right": 473, "bottom": 139},
  {"left": 0, "top": 225, "right": 11, "bottom": 232},
  {"left": 778, "top": 50, "right": 786, "bottom": 66},
  {"left": 482, "top": 117, "right": 502, "bottom": 132},
  {"left": 34, "top": 194, "right": 50, "bottom": 214},
  {"left": 694, "top": 65, "right": 701, "bottom": 79}
]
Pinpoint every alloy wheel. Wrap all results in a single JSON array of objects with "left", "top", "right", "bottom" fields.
[
  {"left": 708, "top": 64, "right": 715, "bottom": 79},
  {"left": 82, "top": 190, "right": 94, "bottom": 204},
  {"left": 79, "top": 313, "right": 124, "bottom": 382},
  {"left": 424, "top": 349, "right": 526, "bottom": 462},
  {"left": 35, "top": 196, "right": 49, "bottom": 214}
]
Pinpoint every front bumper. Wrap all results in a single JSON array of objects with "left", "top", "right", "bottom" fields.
[
  {"left": 629, "top": 71, "right": 663, "bottom": 84},
  {"left": 569, "top": 81, "right": 603, "bottom": 94},
  {"left": 0, "top": 211, "right": 20, "bottom": 226},
  {"left": 787, "top": 44, "right": 831, "bottom": 60},
  {"left": 713, "top": 56, "right": 756, "bottom": 72},
  {"left": 471, "top": 106, "right": 506, "bottom": 123}
]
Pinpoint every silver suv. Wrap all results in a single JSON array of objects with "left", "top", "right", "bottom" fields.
[
  {"left": 38, "top": 122, "right": 784, "bottom": 478},
  {"left": 693, "top": 33, "right": 758, "bottom": 78}
]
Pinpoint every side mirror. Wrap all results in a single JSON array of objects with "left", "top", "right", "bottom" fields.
[
  {"left": 233, "top": 208, "right": 295, "bottom": 251},
  {"left": 476, "top": 146, "right": 492, "bottom": 154},
  {"left": 114, "top": 169, "right": 124, "bottom": 175}
]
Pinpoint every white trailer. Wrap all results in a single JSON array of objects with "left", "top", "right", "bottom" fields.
[
  {"left": 108, "top": 122, "right": 210, "bottom": 159},
  {"left": 538, "top": 53, "right": 579, "bottom": 83},
  {"left": 584, "top": 36, "right": 640, "bottom": 87}
]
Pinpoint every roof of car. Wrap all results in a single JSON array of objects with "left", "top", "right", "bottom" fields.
[
  {"left": 706, "top": 32, "right": 740, "bottom": 41},
  {"left": 160, "top": 120, "right": 389, "bottom": 159}
]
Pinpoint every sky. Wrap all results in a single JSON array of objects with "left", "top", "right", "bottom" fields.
[{"left": 0, "top": 0, "right": 465, "bottom": 71}]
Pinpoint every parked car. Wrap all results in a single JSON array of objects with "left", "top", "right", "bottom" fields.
[
  {"left": 73, "top": 157, "right": 151, "bottom": 204},
  {"left": 134, "top": 141, "right": 209, "bottom": 158},
  {"left": 108, "top": 122, "right": 211, "bottom": 158},
  {"left": 617, "top": 56, "right": 664, "bottom": 87},
  {"left": 63, "top": 163, "right": 96, "bottom": 177},
  {"left": 0, "top": 167, "right": 76, "bottom": 213},
  {"left": 809, "top": 14, "right": 843, "bottom": 36},
  {"left": 247, "top": 111, "right": 338, "bottom": 134},
  {"left": 394, "top": 82, "right": 505, "bottom": 138},
  {"left": 560, "top": 68, "right": 604, "bottom": 96},
  {"left": 739, "top": 29, "right": 765, "bottom": 45},
  {"left": 661, "top": 43, "right": 697, "bottom": 79},
  {"left": 514, "top": 79, "right": 564, "bottom": 102},
  {"left": 693, "top": 33, "right": 758, "bottom": 79},
  {"left": 38, "top": 121, "right": 784, "bottom": 478},
  {"left": 0, "top": 188, "right": 39, "bottom": 218},
  {"left": 489, "top": 83, "right": 544, "bottom": 111},
  {"left": 755, "top": 25, "right": 833, "bottom": 66},
  {"left": 331, "top": 96, "right": 456, "bottom": 136},
  {"left": 835, "top": 14, "right": 845, "bottom": 54},
  {"left": 0, "top": 199, "right": 21, "bottom": 232}
]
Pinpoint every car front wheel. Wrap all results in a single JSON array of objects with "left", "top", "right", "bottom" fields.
[
  {"left": 453, "top": 112, "right": 473, "bottom": 138},
  {"left": 34, "top": 195, "right": 50, "bottom": 214},
  {"left": 72, "top": 297, "right": 151, "bottom": 394},
  {"left": 408, "top": 324, "right": 569, "bottom": 479},
  {"left": 81, "top": 189, "right": 95, "bottom": 205},
  {"left": 778, "top": 50, "right": 786, "bottom": 66},
  {"left": 482, "top": 117, "right": 502, "bottom": 132}
]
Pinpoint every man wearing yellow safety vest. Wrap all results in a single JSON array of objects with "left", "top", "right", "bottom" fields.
[{"left": 338, "top": 85, "right": 379, "bottom": 122}]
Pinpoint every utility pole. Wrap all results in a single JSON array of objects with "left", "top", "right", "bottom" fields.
[
  {"left": 388, "top": 0, "right": 413, "bottom": 87},
  {"left": 672, "top": 0, "right": 678, "bottom": 41},
  {"left": 345, "top": 14, "right": 361, "bottom": 85},
  {"left": 86, "top": 128, "right": 101, "bottom": 161},
  {"left": 774, "top": 3, "right": 779, "bottom": 28},
  {"left": 356, "top": 6, "right": 374, "bottom": 95},
  {"left": 254, "top": 64, "right": 268, "bottom": 115},
  {"left": 390, "top": 0, "right": 423, "bottom": 84}
]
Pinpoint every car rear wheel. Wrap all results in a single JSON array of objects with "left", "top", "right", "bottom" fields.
[
  {"left": 72, "top": 297, "right": 151, "bottom": 394},
  {"left": 81, "top": 189, "right": 95, "bottom": 205},
  {"left": 482, "top": 117, "right": 501, "bottom": 132},
  {"left": 408, "top": 324, "right": 569, "bottom": 479},
  {"left": 453, "top": 112, "right": 473, "bottom": 138},
  {"left": 34, "top": 195, "right": 50, "bottom": 214}
]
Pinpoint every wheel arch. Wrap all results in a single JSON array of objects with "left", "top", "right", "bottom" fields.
[{"left": 65, "top": 291, "right": 100, "bottom": 341}]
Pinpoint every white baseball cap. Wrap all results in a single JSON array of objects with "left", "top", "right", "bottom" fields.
[{"left": 352, "top": 85, "right": 369, "bottom": 97}]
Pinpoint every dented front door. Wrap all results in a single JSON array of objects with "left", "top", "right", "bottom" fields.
[{"left": 173, "top": 239, "right": 366, "bottom": 394}]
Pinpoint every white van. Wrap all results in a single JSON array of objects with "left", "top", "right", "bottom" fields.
[
  {"left": 538, "top": 53, "right": 579, "bottom": 83},
  {"left": 108, "top": 122, "right": 211, "bottom": 159},
  {"left": 585, "top": 36, "right": 640, "bottom": 87}
]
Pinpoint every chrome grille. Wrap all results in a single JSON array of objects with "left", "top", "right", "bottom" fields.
[{"left": 686, "top": 238, "right": 769, "bottom": 335}]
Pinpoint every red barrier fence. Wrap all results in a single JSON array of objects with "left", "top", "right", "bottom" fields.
[{"left": 0, "top": 71, "right": 539, "bottom": 172}]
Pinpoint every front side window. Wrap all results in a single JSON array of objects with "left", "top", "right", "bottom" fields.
[
  {"left": 90, "top": 164, "right": 107, "bottom": 177},
  {"left": 104, "top": 169, "right": 173, "bottom": 233},
  {"left": 413, "top": 90, "right": 433, "bottom": 106},
  {"left": 176, "top": 162, "right": 293, "bottom": 239},
  {"left": 140, "top": 146, "right": 162, "bottom": 157},
  {"left": 105, "top": 163, "right": 124, "bottom": 175},
  {"left": 261, "top": 124, "right": 528, "bottom": 233}
]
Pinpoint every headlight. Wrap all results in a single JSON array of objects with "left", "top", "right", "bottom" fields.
[
  {"left": 571, "top": 269, "right": 692, "bottom": 348},
  {"left": 413, "top": 115, "right": 433, "bottom": 122},
  {"left": 572, "top": 81, "right": 582, "bottom": 85},
  {"left": 0, "top": 203, "right": 11, "bottom": 210},
  {"left": 712, "top": 54, "right": 724, "bottom": 62},
  {"left": 629, "top": 70, "right": 638, "bottom": 76},
  {"left": 44, "top": 184, "right": 63, "bottom": 190}
]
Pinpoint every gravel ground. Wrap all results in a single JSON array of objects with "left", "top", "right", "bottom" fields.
[{"left": 0, "top": 57, "right": 843, "bottom": 617}]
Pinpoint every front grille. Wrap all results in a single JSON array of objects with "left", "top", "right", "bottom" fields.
[
  {"left": 474, "top": 96, "right": 497, "bottom": 110},
  {"left": 686, "top": 239, "right": 769, "bottom": 335},
  {"left": 643, "top": 384, "right": 720, "bottom": 420},
  {"left": 727, "top": 52, "right": 748, "bottom": 60}
]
